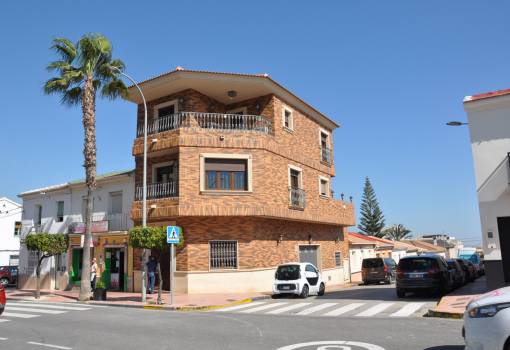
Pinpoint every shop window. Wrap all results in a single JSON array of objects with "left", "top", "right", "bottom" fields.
[{"left": 209, "top": 241, "right": 237, "bottom": 269}]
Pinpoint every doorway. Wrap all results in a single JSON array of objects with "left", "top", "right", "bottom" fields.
[
  {"left": 496, "top": 217, "right": 510, "bottom": 283},
  {"left": 299, "top": 245, "right": 319, "bottom": 268},
  {"left": 71, "top": 248, "right": 83, "bottom": 285},
  {"left": 104, "top": 248, "right": 125, "bottom": 291}
]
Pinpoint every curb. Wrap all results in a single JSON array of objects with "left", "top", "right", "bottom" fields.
[{"left": 426, "top": 309, "right": 463, "bottom": 319}]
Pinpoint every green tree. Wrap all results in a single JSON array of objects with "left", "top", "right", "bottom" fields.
[
  {"left": 383, "top": 224, "right": 412, "bottom": 241},
  {"left": 358, "top": 177, "right": 385, "bottom": 237},
  {"left": 43, "top": 34, "right": 127, "bottom": 301},
  {"left": 25, "top": 233, "right": 69, "bottom": 299}
]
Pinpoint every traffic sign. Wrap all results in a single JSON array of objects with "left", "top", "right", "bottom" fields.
[{"left": 166, "top": 226, "right": 181, "bottom": 244}]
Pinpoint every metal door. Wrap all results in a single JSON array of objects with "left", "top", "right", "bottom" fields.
[{"left": 299, "top": 246, "right": 319, "bottom": 268}]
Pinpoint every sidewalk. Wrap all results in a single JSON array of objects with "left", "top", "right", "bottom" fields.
[
  {"left": 6, "top": 288, "right": 271, "bottom": 311},
  {"left": 428, "top": 276, "right": 488, "bottom": 319}
]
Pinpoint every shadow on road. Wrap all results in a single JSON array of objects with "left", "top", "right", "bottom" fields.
[
  {"left": 316, "top": 285, "right": 440, "bottom": 302},
  {"left": 423, "top": 346, "right": 464, "bottom": 350}
]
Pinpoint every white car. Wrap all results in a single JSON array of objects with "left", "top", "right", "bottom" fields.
[
  {"left": 464, "top": 286, "right": 510, "bottom": 350},
  {"left": 272, "top": 262, "right": 325, "bottom": 298}
]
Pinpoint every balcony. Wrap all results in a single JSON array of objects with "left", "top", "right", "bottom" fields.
[
  {"left": 321, "top": 147, "right": 332, "bottom": 165},
  {"left": 289, "top": 187, "right": 306, "bottom": 209},
  {"left": 135, "top": 182, "right": 178, "bottom": 200},
  {"left": 67, "top": 213, "right": 132, "bottom": 233},
  {"left": 136, "top": 112, "right": 272, "bottom": 137}
]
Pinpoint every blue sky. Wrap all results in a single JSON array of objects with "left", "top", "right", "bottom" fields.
[{"left": 2, "top": 1, "right": 508, "bottom": 245}]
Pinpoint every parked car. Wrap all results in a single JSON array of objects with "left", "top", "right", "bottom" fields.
[
  {"left": 0, "top": 266, "right": 17, "bottom": 286},
  {"left": 447, "top": 259, "right": 466, "bottom": 288},
  {"left": 456, "top": 259, "right": 476, "bottom": 283},
  {"left": 273, "top": 262, "right": 325, "bottom": 298},
  {"left": 396, "top": 255, "right": 453, "bottom": 298},
  {"left": 463, "top": 286, "right": 510, "bottom": 350},
  {"left": 0, "top": 283, "right": 5, "bottom": 316},
  {"left": 361, "top": 257, "right": 397, "bottom": 285}
]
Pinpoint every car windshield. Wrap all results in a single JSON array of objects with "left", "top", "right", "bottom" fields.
[
  {"left": 362, "top": 258, "right": 384, "bottom": 268},
  {"left": 276, "top": 265, "right": 300, "bottom": 280},
  {"left": 398, "top": 258, "right": 437, "bottom": 271}
]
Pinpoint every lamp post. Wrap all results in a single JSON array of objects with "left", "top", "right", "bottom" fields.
[{"left": 112, "top": 67, "right": 149, "bottom": 302}]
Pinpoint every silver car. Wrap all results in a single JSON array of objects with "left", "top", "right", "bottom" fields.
[{"left": 464, "top": 286, "right": 510, "bottom": 350}]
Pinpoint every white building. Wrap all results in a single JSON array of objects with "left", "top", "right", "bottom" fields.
[
  {"left": 0, "top": 197, "right": 22, "bottom": 266},
  {"left": 18, "top": 170, "right": 134, "bottom": 291},
  {"left": 464, "top": 89, "right": 510, "bottom": 289}
]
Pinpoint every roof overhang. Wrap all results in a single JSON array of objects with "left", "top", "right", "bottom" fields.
[{"left": 125, "top": 69, "right": 339, "bottom": 130}]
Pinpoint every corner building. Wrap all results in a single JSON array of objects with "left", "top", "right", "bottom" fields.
[{"left": 127, "top": 69, "right": 355, "bottom": 293}]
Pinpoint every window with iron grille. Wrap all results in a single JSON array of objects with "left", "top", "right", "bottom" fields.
[
  {"left": 209, "top": 241, "right": 237, "bottom": 269},
  {"left": 335, "top": 251, "right": 342, "bottom": 266}
]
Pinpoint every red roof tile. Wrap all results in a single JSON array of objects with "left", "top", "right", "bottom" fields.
[{"left": 464, "top": 88, "right": 510, "bottom": 103}]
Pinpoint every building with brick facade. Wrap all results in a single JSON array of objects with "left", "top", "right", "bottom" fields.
[{"left": 126, "top": 68, "right": 355, "bottom": 293}]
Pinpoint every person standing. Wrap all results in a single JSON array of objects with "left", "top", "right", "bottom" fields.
[
  {"left": 90, "top": 258, "right": 98, "bottom": 291},
  {"left": 147, "top": 256, "right": 157, "bottom": 294}
]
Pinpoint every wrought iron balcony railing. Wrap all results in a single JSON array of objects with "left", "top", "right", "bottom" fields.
[
  {"left": 137, "top": 112, "right": 272, "bottom": 137},
  {"left": 321, "top": 147, "right": 332, "bottom": 165},
  {"left": 135, "top": 181, "right": 178, "bottom": 200},
  {"left": 289, "top": 187, "right": 306, "bottom": 209}
]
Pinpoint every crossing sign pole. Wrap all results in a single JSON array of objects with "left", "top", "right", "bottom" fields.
[{"left": 166, "top": 226, "right": 181, "bottom": 305}]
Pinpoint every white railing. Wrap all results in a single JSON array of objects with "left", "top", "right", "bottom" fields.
[
  {"left": 136, "top": 182, "right": 178, "bottom": 200},
  {"left": 67, "top": 213, "right": 132, "bottom": 233},
  {"left": 137, "top": 112, "right": 272, "bottom": 137},
  {"left": 289, "top": 187, "right": 306, "bottom": 209}
]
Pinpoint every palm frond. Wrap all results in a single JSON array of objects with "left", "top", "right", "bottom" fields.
[
  {"left": 78, "top": 34, "right": 112, "bottom": 75},
  {"left": 61, "top": 87, "right": 82, "bottom": 106},
  {"left": 43, "top": 77, "right": 71, "bottom": 95},
  {"left": 101, "top": 79, "right": 128, "bottom": 100},
  {"left": 50, "top": 38, "right": 77, "bottom": 63},
  {"left": 62, "top": 69, "right": 85, "bottom": 85},
  {"left": 46, "top": 60, "right": 73, "bottom": 73},
  {"left": 95, "top": 59, "right": 126, "bottom": 82}
]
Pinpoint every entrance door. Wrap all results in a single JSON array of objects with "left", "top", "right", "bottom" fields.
[
  {"left": 299, "top": 246, "right": 319, "bottom": 269},
  {"left": 104, "top": 248, "right": 125, "bottom": 291},
  {"left": 157, "top": 246, "right": 171, "bottom": 291},
  {"left": 497, "top": 217, "right": 510, "bottom": 283},
  {"left": 71, "top": 249, "right": 83, "bottom": 284}
]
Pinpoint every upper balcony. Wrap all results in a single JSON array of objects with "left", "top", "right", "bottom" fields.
[{"left": 137, "top": 112, "right": 272, "bottom": 138}]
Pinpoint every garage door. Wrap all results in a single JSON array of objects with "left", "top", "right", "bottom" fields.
[{"left": 299, "top": 245, "right": 319, "bottom": 268}]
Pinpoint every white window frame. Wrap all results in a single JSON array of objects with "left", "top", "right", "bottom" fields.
[
  {"left": 282, "top": 105, "right": 294, "bottom": 131},
  {"left": 226, "top": 107, "right": 247, "bottom": 115},
  {"left": 152, "top": 161, "right": 178, "bottom": 184},
  {"left": 208, "top": 240, "right": 239, "bottom": 270},
  {"left": 318, "top": 175, "right": 330, "bottom": 197},
  {"left": 108, "top": 191, "right": 123, "bottom": 215},
  {"left": 288, "top": 164, "right": 303, "bottom": 189},
  {"left": 154, "top": 99, "right": 179, "bottom": 119},
  {"left": 56, "top": 201, "right": 65, "bottom": 222},
  {"left": 319, "top": 128, "right": 330, "bottom": 147},
  {"left": 200, "top": 153, "right": 253, "bottom": 193}
]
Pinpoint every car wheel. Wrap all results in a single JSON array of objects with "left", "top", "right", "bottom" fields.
[
  {"left": 300, "top": 284, "right": 309, "bottom": 298},
  {"left": 318, "top": 283, "right": 325, "bottom": 296},
  {"left": 271, "top": 294, "right": 280, "bottom": 299},
  {"left": 396, "top": 288, "right": 405, "bottom": 298},
  {"left": 0, "top": 278, "right": 8, "bottom": 286},
  {"left": 504, "top": 337, "right": 510, "bottom": 350}
]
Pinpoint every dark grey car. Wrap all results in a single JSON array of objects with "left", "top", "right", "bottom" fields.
[{"left": 362, "top": 257, "right": 397, "bottom": 284}]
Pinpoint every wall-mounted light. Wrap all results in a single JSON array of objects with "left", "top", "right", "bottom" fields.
[
  {"left": 179, "top": 98, "right": 185, "bottom": 104},
  {"left": 227, "top": 90, "right": 237, "bottom": 99},
  {"left": 277, "top": 233, "right": 284, "bottom": 245},
  {"left": 151, "top": 138, "right": 158, "bottom": 143},
  {"left": 219, "top": 135, "right": 225, "bottom": 141},
  {"left": 308, "top": 234, "right": 312, "bottom": 244},
  {"left": 255, "top": 103, "right": 261, "bottom": 111},
  {"left": 150, "top": 204, "right": 157, "bottom": 209}
]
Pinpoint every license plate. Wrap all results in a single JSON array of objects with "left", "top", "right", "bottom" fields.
[
  {"left": 281, "top": 286, "right": 290, "bottom": 290},
  {"left": 409, "top": 273, "right": 422, "bottom": 278}
]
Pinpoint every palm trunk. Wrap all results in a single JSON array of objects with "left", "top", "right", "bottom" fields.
[
  {"left": 157, "top": 259, "right": 163, "bottom": 304},
  {"left": 79, "top": 77, "right": 97, "bottom": 301},
  {"left": 35, "top": 253, "right": 42, "bottom": 299}
]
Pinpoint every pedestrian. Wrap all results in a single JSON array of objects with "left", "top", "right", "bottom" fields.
[
  {"left": 147, "top": 256, "right": 157, "bottom": 294},
  {"left": 91, "top": 258, "right": 98, "bottom": 291}
]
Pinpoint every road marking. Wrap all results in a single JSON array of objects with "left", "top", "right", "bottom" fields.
[
  {"left": 6, "top": 307, "right": 66, "bottom": 315},
  {"left": 356, "top": 303, "right": 395, "bottom": 317},
  {"left": 295, "top": 302, "right": 338, "bottom": 315},
  {"left": 27, "top": 341, "right": 72, "bottom": 349},
  {"left": 323, "top": 303, "right": 366, "bottom": 316},
  {"left": 0, "top": 337, "right": 7, "bottom": 340},
  {"left": 390, "top": 302, "right": 426, "bottom": 317},
  {"left": 2, "top": 312, "right": 39, "bottom": 319},
  {"left": 240, "top": 302, "right": 288, "bottom": 313},
  {"left": 266, "top": 303, "right": 311, "bottom": 315},
  {"left": 7, "top": 303, "right": 91, "bottom": 311},
  {"left": 0, "top": 319, "right": 10, "bottom": 323},
  {"left": 276, "top": 340, "right": 386, "bottom": 350},
  {"left": 217, "top": 301, "right": 267, "bottom": 312}
]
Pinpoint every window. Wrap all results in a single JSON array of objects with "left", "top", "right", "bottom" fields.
[
  {"left": 282, "top": 107, "right": 293, "bottom": 130},
  {"left": 226, "top": 107, "right": 247, "bottom": 115},
  {"left": 154, "top": 100, "right": 179, "bottom": 132},
  {"left": 200, "top": 154, "right": 252, "bottom": 192},
  {"left": 109, "top": 192, "right": 123, "bottom": 214},
  {"left": 35, "top": 205, "right": 42, "bottom": 225},
  {"left": 335, "top": 252, "right": 342, "bottom": 266},
  {"left": 209, "top": 241, "right": 237, "bottom": 269},
  {"left": 56, "top": 201, "right": 64, "bottom": 222},
  {"left": 14, "top": 221, "right": 21, "bottom": 237},
  {"left": 319, "top": 176, "right": 329, "bottom": 197},
  {"left": 288, "top": 166, "right": 303, "bottom": 189},
  {"left": 320, "top": 130, "right": 329, "bottom": 148},
  {"left": 154, "top": 164, "right": 176, "bottom": 184},
  {"left": 288, "top": 165, "right": 304, "bottom": 208}
]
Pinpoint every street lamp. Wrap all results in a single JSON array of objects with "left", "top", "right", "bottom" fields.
[
  {"left": 446, "top": 121, "right": 469, "bottom": 126},
  {"left": 112, "top": 66, "right": 149, "bottom": 302}
]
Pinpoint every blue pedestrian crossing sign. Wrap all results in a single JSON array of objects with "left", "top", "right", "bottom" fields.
[{"left": 166, "top": 226, "right": 181, "bottom": 244}]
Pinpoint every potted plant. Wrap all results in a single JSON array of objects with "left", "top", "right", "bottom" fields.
[{"left": 93, "top": 279, "right": 107, "bottom": 301}]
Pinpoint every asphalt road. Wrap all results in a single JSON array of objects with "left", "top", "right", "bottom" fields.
[{"left": 0, "top": 282, "right": 465, "bottom": 350}]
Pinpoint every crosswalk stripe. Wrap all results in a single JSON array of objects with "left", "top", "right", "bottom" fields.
[
  {"left": 6, "top": 307, "right": 66, "bottom": 315},
  {"left": 240, "top": 302, "right": 288, "bottom": 314},
  {"left": 296, "top": 303, "right": 338, "bottom": 315},
  {"left": 266, "top": 303, "right": 311, "bottom": 315},
  {"left": 323, "top": 303, "right": 365, "bottom": 316},
  {"left": 390, "top": 302, "right": 426, "bottom": 317},
  {"left": 0, "top": 319, "right": 10, "bottom": 323},
  {"left": 2, "top": 312, "right": 39, "bottom": 319},
  {"left": 7, "top": 303, "right": 90, "bottom": 311},
  {"left": 356, "top": 303, "right": 395, "bottom": 317},
  {"left": 217, "top": 301, "right": 267, "bottom": 312}
]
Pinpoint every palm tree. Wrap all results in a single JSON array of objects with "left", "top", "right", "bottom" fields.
[
  {"left": 383, "top": 224, "right": 412, "bottom": 241},
  {"left": 44, "top": 34, "right": 127, "bottom": 301}
]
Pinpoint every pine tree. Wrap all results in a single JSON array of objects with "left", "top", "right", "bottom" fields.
[{"left": 358, "top": 177, "right": 385, "bottom": 237}]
